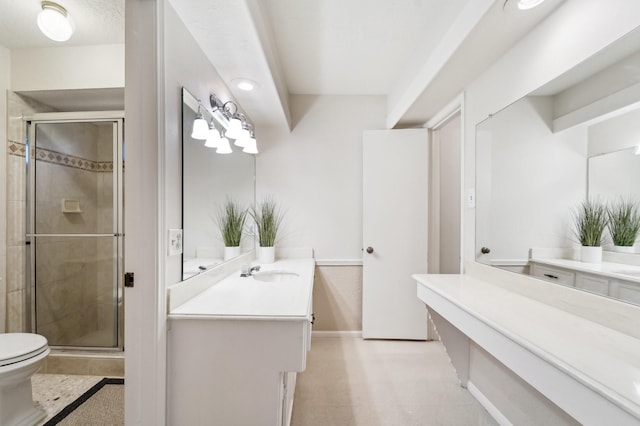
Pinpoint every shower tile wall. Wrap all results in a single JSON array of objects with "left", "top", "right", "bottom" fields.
[{"left": 5, "top": 92, "right": 55, "bottom": 333}]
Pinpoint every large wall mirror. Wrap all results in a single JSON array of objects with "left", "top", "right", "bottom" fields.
[
  {"left": 182, "top": 88, "right": 255, "bottom": 280},
  {"left": 476, "top": 26, "right": 640, "bottom": 305}
]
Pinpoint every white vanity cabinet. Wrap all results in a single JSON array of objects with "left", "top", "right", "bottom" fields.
[
  {"left": 530, "top": 260, "right": 640, "bottom": 303},
  {"left": 167, "top": 259, "right": 315, "bottom": 426}
]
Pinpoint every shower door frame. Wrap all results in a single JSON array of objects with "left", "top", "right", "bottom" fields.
[{"left": 25, "top": 111, "right": 125, "bottom": 351}]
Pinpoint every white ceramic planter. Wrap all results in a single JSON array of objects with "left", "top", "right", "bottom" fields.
[
  {"left": 612, "top": 245, "right": 636, "bottom": 254},
  {"left": 257, "top": 246, "right": 275, "bottom": 264},
  {"left": 224, "top": 246, "right": 242, "bottom": 261},
  {"left": 580, "top": 246, "right": 602, "bottom": 263}
]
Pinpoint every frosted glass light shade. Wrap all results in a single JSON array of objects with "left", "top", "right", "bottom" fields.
[
  {"left": 234, "top": 135, "right": 248, "bottom": 147},
  {"left": 216, "top": 137, "right": 232, "bottom": 154},
  {"left": 204, "top": 127, "right": 220, "bottom": 148},
  {"left": 191, "top": 117, "right": 209, "bottom": 140},
  {"left": 37, "top": 2, "right": 74, "bottom": 42},
  {"left": 225, "top": 116, "right": 244, "bottom": 139},
  {"left": 242, "top": 136, "right": 258, "bottom": 154},
  {"left": 517, "top": 0, "right": 545, "bottom": 9}
]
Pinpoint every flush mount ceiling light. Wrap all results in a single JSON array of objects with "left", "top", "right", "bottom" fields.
[
  {"left": 516, "top": 0, "right": 546, "bottom": 10},
  {"left": 232, "top": 78, "right": 258, "bottom": 92},
  {"left": 37, "top": 1, "right": 74, "bottom": 42},
  {"left": 635, "top": 144, "right": 640, "bottom": 155}
]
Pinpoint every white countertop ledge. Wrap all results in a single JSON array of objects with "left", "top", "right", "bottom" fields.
[
  {"left": 413, "top": 273, "right": 640, "bottom": 425},
  {"left": 170, "top": 259, "right": 315, "bottom": 320}
]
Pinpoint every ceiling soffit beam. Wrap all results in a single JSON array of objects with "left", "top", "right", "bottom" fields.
[
  {"left": 385, "top": 0, "right": 494, "bottom": 129},
  {"left": 244, "top": 0, "right": 292, "bottom": 130}
]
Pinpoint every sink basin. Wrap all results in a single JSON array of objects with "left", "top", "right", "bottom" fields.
[{"left": 252, "top": 271, "right": 300, "bottom": 283}]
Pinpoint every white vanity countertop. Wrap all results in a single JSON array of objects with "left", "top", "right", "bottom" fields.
[
  {"left": 530, "top": 258, "right": 640, "bottom": 283},
  {"left": 413, "top": 273, "right": 640, "bottom": 419},
  {"left": 170, "top": 258, "right": 315, "bottom": 320}
]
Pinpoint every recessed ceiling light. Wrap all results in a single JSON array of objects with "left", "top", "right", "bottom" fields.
[
  {"left": 517, "top": 0, "right": 546, "bottom": 10},
  {"left": 232, "top": 78, "right": 258, "bottom": 92},
  {"left": 37, "top": 1, "right": 74, "bottom": 42}
]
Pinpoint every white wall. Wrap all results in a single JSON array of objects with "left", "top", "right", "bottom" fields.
[
  {"left": 257, "top": 95, "right": 386, "bottom": 260},
  {"left": 10, "top": 44, "right": 124, "bottom": 92},
  {"left": 0, "top": 46, "right": 9, "bottom": 332},
  {"left": 588, "top": 107, "right": 640, "bottom": 157}
]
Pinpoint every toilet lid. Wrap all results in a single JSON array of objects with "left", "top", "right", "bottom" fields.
[{"left": 0, "top": 333, "right": 48, "bottom": 367}]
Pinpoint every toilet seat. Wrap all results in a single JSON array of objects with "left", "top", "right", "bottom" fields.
[{"left": 0, "top": 333, "right": 48, "bottom": 367}]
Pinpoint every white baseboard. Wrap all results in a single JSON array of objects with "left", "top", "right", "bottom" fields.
[
  {"left": 467, "top": 380, "right": 512, "bottom": 426},
  {"left": 312, "top": 330, "right": 362, "bottom": 338}
]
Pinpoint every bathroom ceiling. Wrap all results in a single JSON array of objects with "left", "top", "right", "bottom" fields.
[
  {"left": 172, "top": 0, "right": 566, "bottom": 129},
  {"left": 0, "top": 0, "right": 565, "bottom": 127}
]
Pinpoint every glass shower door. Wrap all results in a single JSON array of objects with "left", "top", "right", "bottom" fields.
[{"left": 27, "top": 119, "right": 123, "bottom": 349}]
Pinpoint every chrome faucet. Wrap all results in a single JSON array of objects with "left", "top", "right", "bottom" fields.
[{"left": 240, "top": 265, "right": 261, "bottom": 277}]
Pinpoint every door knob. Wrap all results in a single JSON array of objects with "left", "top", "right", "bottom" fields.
[
  {"left": 366, "top": 247, "right": 374, "bottom": 254},
  {"left": 481, "top": 247, "right": 491, "bottom": 254}
]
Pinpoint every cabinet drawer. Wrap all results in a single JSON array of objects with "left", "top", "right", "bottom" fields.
[
  {"left": 531, "top": 264, "right": 575, "bottom": 286},
  {"left": 610, "top": 280, "right": 640, "bottom": 305},
  {"left": 575, "top": 274, "right": 609, "bottom": 296}
]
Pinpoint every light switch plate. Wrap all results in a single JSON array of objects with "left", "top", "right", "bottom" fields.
[
  {"left": 168, "top": 229, "right": 183, "bottom": 256},
  {"left": 467, "top": 188, "right": 476, "bottom": 208}
]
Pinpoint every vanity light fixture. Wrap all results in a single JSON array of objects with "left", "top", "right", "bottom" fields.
[
  {"left": 234, "top": 122, "right": 252, "bottom": 147},
  {"left": 37, "top": 1, "right": 74, "bottom": 42},
  {"left": 225, "top": 114, "right": 247, "bottom": 140},
  {"left": 204, "top": 92, "right": 259, "bottom": 154},
  {"left": 216, "top": 136, "right": 233, "bottom": 154},
  {"left": 204, "top": 122, "right": 220, "bottom": 148},
  {"left": 242, "top": 131, "right": 259, "bottom": 155},
  {"left": 191, "top": 105, "right": 210, "bottom": 140}
]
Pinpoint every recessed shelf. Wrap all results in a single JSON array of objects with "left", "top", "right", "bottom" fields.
[{"left": 61, "top": 199, "right": 82, "bottom": 213}]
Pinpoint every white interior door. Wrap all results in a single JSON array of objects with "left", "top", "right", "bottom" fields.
[{"left": 362, "top": 129, "right": 429, "bottom": 340}]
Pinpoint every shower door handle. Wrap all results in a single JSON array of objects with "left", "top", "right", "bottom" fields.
[{"left": 124, "top": 272, "right": 135, "bottom": 288}]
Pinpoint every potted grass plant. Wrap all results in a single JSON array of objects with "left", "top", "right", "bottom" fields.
[
  {"left": 572, "top": 199, "right": 608, "bottom": 263},
  {"left": 216, "top": 198, "right": 248, "bottom": 260},
  {"left": 607, "top": 199, "right": 640, "bottom": 253},
  {"left": 250, "top": 198, "right": 285, "bottom": 264}
]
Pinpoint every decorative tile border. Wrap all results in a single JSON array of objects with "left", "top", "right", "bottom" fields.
[{"left": 7, "top": 140, "right": 114, "bottom": 173}]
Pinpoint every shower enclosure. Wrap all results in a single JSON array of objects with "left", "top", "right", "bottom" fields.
[{"left": 25, "top": 113, "right": 124, "bottom": 350}]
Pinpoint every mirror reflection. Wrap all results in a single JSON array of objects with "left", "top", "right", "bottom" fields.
[
  {"left": 476, "top": 27, "right": 640, "bottom": 305},
  {"left": 182, "top": 88, "right": 255, "bottom": 280}
]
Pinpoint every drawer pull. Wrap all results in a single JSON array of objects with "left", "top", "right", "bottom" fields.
[{"left": 544, "top": 274, "right": 559, "bottom": 279}]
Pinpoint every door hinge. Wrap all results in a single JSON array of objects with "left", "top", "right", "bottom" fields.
[{"left": 124, "top": 272, "right": 135, "bottom": 288}]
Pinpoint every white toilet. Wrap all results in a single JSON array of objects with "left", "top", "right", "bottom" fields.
[{"left": 0, "top": 333, "right": 50, "bottom": 426}]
